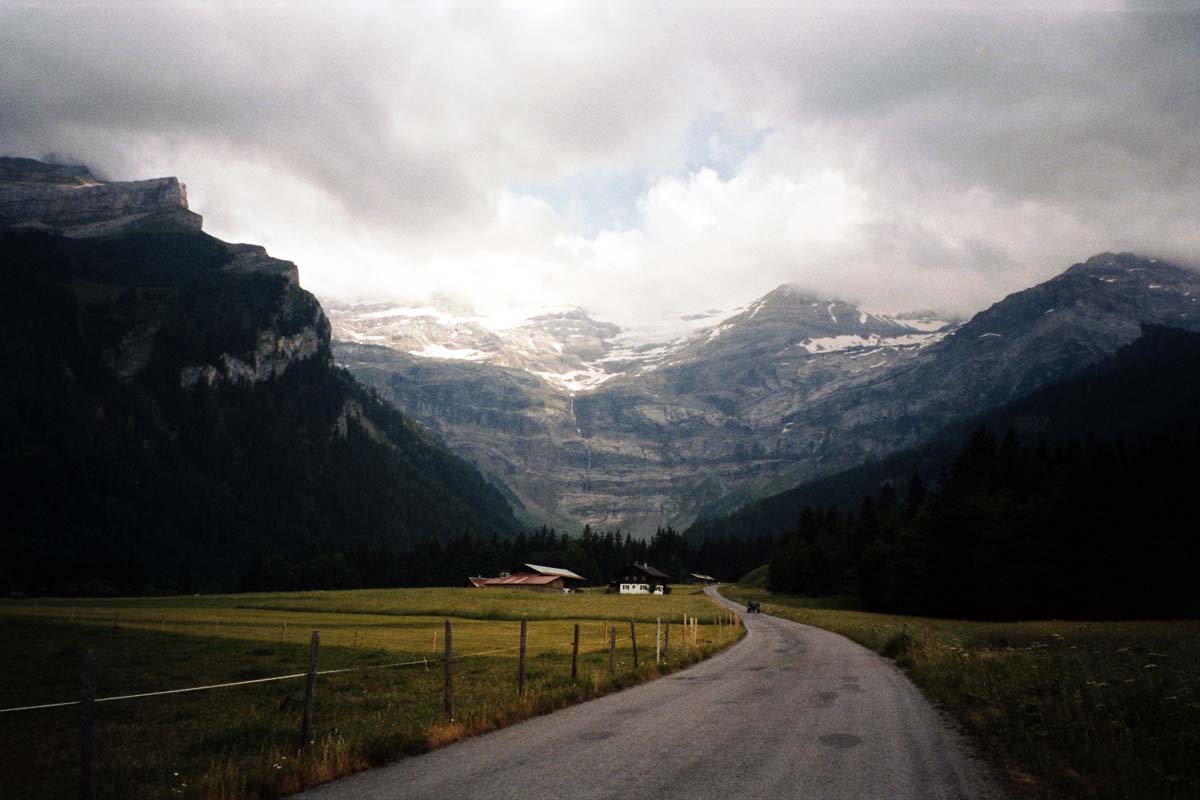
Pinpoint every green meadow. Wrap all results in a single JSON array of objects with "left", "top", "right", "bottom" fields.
[
  {"left": 0, "top": 586, "right": 740, "bottom": 799},
  {"left": 721, "top": 583, "right": 1200, "bottom": 800}
]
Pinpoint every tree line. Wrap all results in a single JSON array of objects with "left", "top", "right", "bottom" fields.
[
  {"left": 240, "top": 524, "right": 774, "bottom": 592},
  {"left": 769, "top": 426, "right": 1200, "bottom": 619}
]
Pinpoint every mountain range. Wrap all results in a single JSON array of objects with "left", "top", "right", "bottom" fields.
[
  {"left": 331, "top": 251, "right": 1200, "bottom": 535},
  {"left": 6, "top": 153, "right": 1200, "bottom": 596}
]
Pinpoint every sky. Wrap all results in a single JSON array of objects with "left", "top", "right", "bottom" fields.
[{"left": 2, "top": 1, "right": 1198, "bottom": 329}]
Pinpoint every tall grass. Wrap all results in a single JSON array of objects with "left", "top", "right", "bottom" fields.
[
  {"left": 0, "top": 586, "right": 741, "bottom": 799},
  {"left": 723, "top": 585, "right": 1200, "bottom": 800}
]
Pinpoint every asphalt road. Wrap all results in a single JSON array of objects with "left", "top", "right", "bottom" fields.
[{"left": 298, "top": 587, "right": 1007, "bottom": 799}]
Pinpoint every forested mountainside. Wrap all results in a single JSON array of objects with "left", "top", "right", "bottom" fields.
[
  {"left": 701, "top": 325, "right": 1200, "bottom": 619},
  {"left": 686, "top": 323, "right": 1200, "bottom": 542},
  {"left": 0, "top": 158, "right": 518, "bottom": 595}
]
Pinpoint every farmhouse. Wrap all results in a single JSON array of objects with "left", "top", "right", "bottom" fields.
[
  {"left": 468, "top": 563, "right": 586, "bottom": 593},
  {"left": 612, "top": 562, "right": 671, "bottom": 594}
]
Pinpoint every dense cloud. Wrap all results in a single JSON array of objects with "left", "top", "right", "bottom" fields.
[{"left": 2, "top": 2, "right": 1197, "bottom": 326}]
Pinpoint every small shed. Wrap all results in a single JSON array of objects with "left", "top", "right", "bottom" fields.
[
  {"left": 612, "top": 562, "right": 671, "bottom": 595},
  {"left": 468, "top": 563, "right": 586, "bottom": 593}
]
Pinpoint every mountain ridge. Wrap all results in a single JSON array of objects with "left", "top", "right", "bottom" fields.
[
  {"left": 686, "top": 321, "right": 1200, "bottom": 543},
  {"left": 335, "top": 252, "right": 1200, "bottom": 535}
]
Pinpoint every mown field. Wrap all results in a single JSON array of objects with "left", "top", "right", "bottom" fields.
[
  {"left": 721, "top": 582, "right": 1200, "bottom": 800},
  {"left": 0, "top": 586, "right": 740, "bottom": 799}
]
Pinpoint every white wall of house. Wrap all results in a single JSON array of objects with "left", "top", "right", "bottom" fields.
[{"left": 619, "top": 583, "right": 663, "bottom": 595}]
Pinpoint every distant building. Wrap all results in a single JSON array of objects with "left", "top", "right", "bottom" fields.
[
  {"left": 468, "top": 563, "right": 587, "bottom": 593},
  {"left": 687, "top": 572, "right": 717, "bottom": 584},
  {"left": 612, "top": 562, "right": 671, "bottom": 594}
]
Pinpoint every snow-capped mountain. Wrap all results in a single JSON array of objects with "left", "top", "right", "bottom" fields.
[
  {"left": 329, "top": 252, "right": 1200, "bottom": 536},
  {"left": 326, "top": 303, "right": 619, "bottom": 391},
  {"left": 327, "top": 289, "right": 954, "bottom": 394},
  {"left": 328, "top": 285, "right": 955, "bottom": 532}
]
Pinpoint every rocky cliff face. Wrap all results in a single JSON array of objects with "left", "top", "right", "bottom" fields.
[
  {"left": 180, "top": 324, "right": 328, "bottom": 389},
  {"left": 335, "top": 253, "right": 1200, "bottom": 535},
  {"left": 1, "top": 156, "right": 323, "bottom": 388},
  {"left": 0, "top": 156, "right": 202, "bottom": 236},
  {"left": 333, "top": 288, "right": 954, "bottom": 532},
  {"left": 2, "top": 157, "right": 521, "bottom": 594}
]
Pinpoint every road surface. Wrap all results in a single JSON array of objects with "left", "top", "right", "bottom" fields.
[{"left": 298, "top": 587, "right": 1007, "bottom": 799}]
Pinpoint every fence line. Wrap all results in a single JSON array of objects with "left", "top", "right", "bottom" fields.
[
  {"left": 1, "top": 617, "right": 728, "bottom": 715},
  {"left": 0, "top": 644, "right": 529, "bottom": 715}
]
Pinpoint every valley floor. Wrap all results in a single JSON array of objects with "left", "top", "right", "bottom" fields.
[
  {"left": 719, "top": 586, "right": 1200, "bottom": 800},
  {"left": 0, "top": 587, "right": 738, "bottom": 799}
]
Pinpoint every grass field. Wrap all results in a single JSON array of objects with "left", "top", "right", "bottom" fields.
[
  {"left": 0, "top": 586, "right": 740, "bottom": 799},
  {"left": 721, "top": 583, "right": 1200, "bottom": 800}
]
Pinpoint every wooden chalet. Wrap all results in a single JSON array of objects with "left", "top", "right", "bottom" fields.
[
  {"left": 612, "top": 562, "right": 671, "bottom": 594},
  {"left": 468, "top": 563, "right": 586, "bottom": 593}
]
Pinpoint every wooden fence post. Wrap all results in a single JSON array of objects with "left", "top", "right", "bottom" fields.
[
  {"left": 656, "top": 618, "right": 661, "bottom": 664},
  {"left": 299, "top": 631, "right": 319, "bottom": 750},
  {"left": 630, "top": 620, "right": 639, "bottom": 669},
  {"left": 80, "top": 649, "right": 94, "bottom": 800},
  {"left": 608, "top": 627, "right": 616, "bottom": 674},
  {"left": 444, "top": 620, "right": 453, "bottom": 719},
  {"left": 518, "top": 618, "right": 528, "bottom": 697},
  {"left": 663, "top": 621, "right": 670, "bottom": 659},
  {"left": 571, "top": 623, "right": 580, "bottom": 682}
]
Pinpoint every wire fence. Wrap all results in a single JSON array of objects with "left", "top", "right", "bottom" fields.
[{"left": 2, "top": 608, "right": 741, "bottom": 797}]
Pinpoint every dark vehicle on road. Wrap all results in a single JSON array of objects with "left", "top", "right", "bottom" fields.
[{"left": 746, "top": 600, "right": 761, "bottom": 613}]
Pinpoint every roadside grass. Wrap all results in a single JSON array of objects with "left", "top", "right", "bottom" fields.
[
  {"left": 722, "top": 584, "right": 1200, "bottom": 800},
  {"left": 0, "top": 586, "right": 741, "bottom": 799}
]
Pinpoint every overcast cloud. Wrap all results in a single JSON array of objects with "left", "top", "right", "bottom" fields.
[{"left": 2, "top": 1, "right": 1197, "bottom": 326}]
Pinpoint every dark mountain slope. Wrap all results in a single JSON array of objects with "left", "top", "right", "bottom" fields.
[
  {"left": 687, "top": 323, "right": 1200, "bottom": 543},
  {"left": 0, "top": 163, "right": 518, "bottom": 595}
]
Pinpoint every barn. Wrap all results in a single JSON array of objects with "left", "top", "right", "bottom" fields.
[
  {"left": 468, "top": 563, "right": 587, "bottom": 593},
  {"left": 612, "top": 562, "right": 671, "bottom": 594}
]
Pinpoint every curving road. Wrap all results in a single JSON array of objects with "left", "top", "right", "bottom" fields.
[{"left": 298, "top": 587, "right": 1007, "bottom": 799}]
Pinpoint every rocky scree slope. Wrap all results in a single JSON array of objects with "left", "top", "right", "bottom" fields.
[{"left": 0, "top": 158, "right": 518, "bottom": 595}]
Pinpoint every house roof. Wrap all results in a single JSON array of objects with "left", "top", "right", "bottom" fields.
[
  {"left": 627, "top": 562, "right": 670, "bottom": 580},
  {"left": 470, "top": 573, "right": 562, "bottom": 587},
  {"left": 525, "top": 563, "right": 586, "bottom": 581}
]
